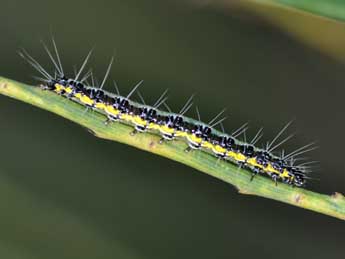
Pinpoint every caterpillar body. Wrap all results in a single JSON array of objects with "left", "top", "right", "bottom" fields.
[{"left": 19, "top": 40, "right": 316, "bottom": 188}]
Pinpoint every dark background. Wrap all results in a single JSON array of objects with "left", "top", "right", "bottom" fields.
[{"left": 0, "top": 0, "right": 344, "bottom": 258}]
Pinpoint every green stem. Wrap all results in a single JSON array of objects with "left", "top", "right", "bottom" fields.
[{"left": 1, "top": 76, "right": 344, "bottom": 221}]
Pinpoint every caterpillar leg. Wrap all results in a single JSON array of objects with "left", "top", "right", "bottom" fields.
[
  {"left": 82, "top": 107, "right": 90, "bottom": 115},
  {"left": 104, "top": 118, "right": 112, "bottom": 125},
  {"left": 130, "top": 129, "right": 138, "bottom": 136},
  {"left": 159, "top": 134, "right": 174, "bottom": 144},
  {"left": 185, "top": 146, "right": 192, "bottom": 153},
  {"left": 250, "top": 167, "right": 261, "bottom": 181},
  {"left": 271, "top": 173, "right": 279, "bottom": 186}
]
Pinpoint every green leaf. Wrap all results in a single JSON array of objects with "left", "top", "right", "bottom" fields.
[
  {"left": 265, "top": 0, "right": 345, "bottom": 21},
  {"left": 1, "top": 76, "right": 345, "bottom": 221},
  {"left": 223, "top": 0, "right": 345, "bottom": 61}
]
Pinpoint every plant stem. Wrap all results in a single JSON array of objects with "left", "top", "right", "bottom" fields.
[{"left": 1, "top": 76, "right": 344, "bottom": 221}]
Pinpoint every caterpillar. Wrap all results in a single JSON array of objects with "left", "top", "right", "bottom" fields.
[{"left": 19, "top": 39, "right": 317, "bottom": 188}]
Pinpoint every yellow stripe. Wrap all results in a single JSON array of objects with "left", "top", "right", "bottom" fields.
[
  {"left": 120, "top": 113, "right": 133, "bottom": 123},
  {"left": 133, "top": 116, "right": 148, "bottom": 127},
  {"left": 54, "top": 84, "right": 65, "bottom": 93},
  {"left": 95, "top": 102, "right": 106, "bottom": 109},
  {"left": 202, "top": 141, "right": 213, "bottom": 149},
  {"left": 104, "top": 105, "right": 120, "bottom": 117},
  {"left": 159, "top": 125, "right": 175, "bottom": 135},
  {"left": 148, "top": 122, "right": 159, "bottom": 130},
  {"left": 64, "top": 86, "right": 73, "bottom": 94},
  {"left": 187, "top": 134, "right": 202, "bottom": 145},
  {"left": 175, "top": 131, "right": 187, "bottom": 137},
  {"left": 79, "top": 95, "right": 94, "bottom": 106},
  {"left": 212, "top": 145, "right": 227, "bottom": 155}
]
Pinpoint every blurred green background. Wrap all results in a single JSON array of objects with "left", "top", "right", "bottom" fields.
[{"left": 0, "top": 0, "right": 344, "bottom": 258}]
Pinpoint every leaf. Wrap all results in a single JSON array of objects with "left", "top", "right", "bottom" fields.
[
  {"left": 1, "top": 76, "right": 345, "bottom": 221},
  {"left": 210, "top": 0, "right": 345, "bottom": 61},
  {"left": 263, "top": 0, "right": 345, "bottom": 21}
]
